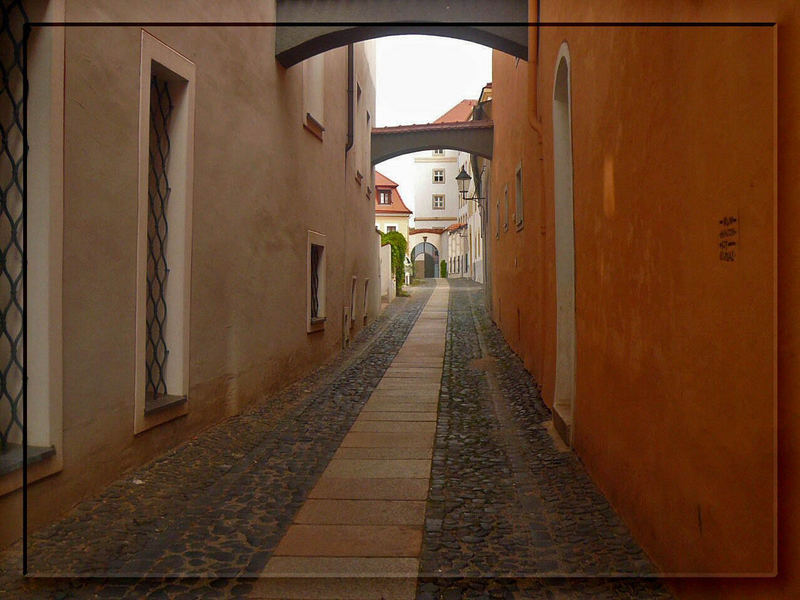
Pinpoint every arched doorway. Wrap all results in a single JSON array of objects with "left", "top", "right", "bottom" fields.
[
  {"left": 552, "top": 43, "right": 576, "bottom": 445},
  {"left": 411, "top": 241, "right": 440, "bottom": 278}
]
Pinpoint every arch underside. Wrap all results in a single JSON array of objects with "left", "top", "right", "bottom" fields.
[
  {"left": 372, "top": 126, "right": 493, "bottom": 164},
  {"left": 275, "top": 1, "right": 528, "bottom": 67}
]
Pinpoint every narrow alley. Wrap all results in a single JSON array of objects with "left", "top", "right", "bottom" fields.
[{"left": 0, "top": 281, "right": 671, "bottom": 599}]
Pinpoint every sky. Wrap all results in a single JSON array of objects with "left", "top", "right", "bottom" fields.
[{"left": 374, "top": 36, "right": 492, "bottom": 218}]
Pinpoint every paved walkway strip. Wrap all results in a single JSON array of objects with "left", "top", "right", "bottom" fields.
[{"left": 252, "top": 281, "right": 450, "bottom": 600}]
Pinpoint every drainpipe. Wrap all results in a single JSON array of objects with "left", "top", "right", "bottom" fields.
[{"left": 345, "top": 43, "right": 354, "bottom": 154}]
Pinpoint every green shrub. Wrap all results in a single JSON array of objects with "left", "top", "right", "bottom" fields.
[
  {"left": 440, "top": 259, "right": 447, "bottom": 278},
  {"left": 380, "top": 231, "right": 407, "bottom": 295}
]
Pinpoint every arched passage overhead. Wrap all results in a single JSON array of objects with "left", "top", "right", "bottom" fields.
[
  {"left": 275, "top": 0, "right": 528, "bottom": 67},
  {"left": 372, "top": 120, "right": 493, "bottom": 165}
]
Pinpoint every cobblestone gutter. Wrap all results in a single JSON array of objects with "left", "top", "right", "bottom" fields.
[
  {"left": 0, "top": 284, "right": 435, "bottom": 599},
  {"left": 416, "top": 279, "right": 673, "bottom": 599}
]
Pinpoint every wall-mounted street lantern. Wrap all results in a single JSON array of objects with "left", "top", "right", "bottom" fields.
[{"left": 456, "top": 165, "right": 486, "bottom": 210}]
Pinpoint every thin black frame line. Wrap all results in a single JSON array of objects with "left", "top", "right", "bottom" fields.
[
  {"left": 16, "top": 15, "right": 776, "bottom": 580},
  {"left": 27, "top": 21, "right": 777, "bottom": 27}
]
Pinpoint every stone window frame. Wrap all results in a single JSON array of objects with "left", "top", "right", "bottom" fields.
[
  {"left": 134, "top": 30, "right": 196, "bottom": 435},
  {"left": 432, "top": 168, "right": 445, "bottom": 184},
  {"left": 307, "top": 230, "right": 327, "bottom": 333},
  {"left": 362, "top": 279, "right": 370, "bottom": 324},
  {"left": 349, "top": 276, "right": 357, "bottom": 330},
  {"left": 432, "top": 194, "right": 445, "bottom": 210},
  {"left": 0, "top": 0, "right": 66, "bottom": 495}
]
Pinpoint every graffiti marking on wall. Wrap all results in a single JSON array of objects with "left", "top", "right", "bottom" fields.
[{"left": 719, "top": 215, "right": 738, "bottom": 262}]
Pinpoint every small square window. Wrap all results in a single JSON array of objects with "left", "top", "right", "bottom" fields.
[
  {"left": 432, "top": 169, "right": 445, "bottom": 183},
  {"left": 379, "top": 190, "right": 391, "bottom": 204},
  {"left": 433, "top": 149, "right": 444, "bottom": 156},
  {"left": 432, "top": 194, "right": 445, "bottom": 210},
  {"left": 386, "top": 225, "right": 397, "bottom": 232}
]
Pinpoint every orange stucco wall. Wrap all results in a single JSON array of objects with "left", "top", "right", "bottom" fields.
[{"left": 491, "top": 0, "right": 798, "bottom": 594}]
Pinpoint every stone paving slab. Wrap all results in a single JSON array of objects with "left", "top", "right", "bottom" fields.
[
  {"left": 364, "top": 392, "right": 439, "bottom": 402},
  {"left": 322, "top": 459, "right": 431, "bottom": 479},
  {"left": 250, "top": 575, "right": 417, "bottom": 599},
  {"left": 294, "top": 500, "right": 426, "bottom": 526},
  {"left": 261, "top": 556, "right": 419, "bottom": 577},
  {"left": 362, "top": 401, "right": 439, "bottom": 412},
  {"left": 308, "top": 477, "right": 429, "bottom": 500},
  {"left": 355, "top": 411, "right": 437, "bottom": 422},
  {"left": 349, "top": 421, "right": 437, "bottom": 433},
  {"left": 273, "top": 525, "right": 422, "bottom": 557},
  {"left": 340, "top": 432, "right": 434, "bottom": 448},
  {"left": 332, "top": 447, "right": 433, "bottom": 460},
  {"left": 373, "top": 381, "right": 440, "bottom": 390}
]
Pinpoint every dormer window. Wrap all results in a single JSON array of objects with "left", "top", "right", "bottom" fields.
[{"left": 379, "top": 190, "right": 392, "bottom": 204}]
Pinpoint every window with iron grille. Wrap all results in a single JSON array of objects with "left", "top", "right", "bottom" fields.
[
  {"left": 145, "top": 74, "right": 172, "bottom": 404},
  {"left": 0, "top": 2, "right": 66, "bottom": 479},
  {"left": 307, "top": 230, "right": 327, "bottom": 332},
  {"left": 0, "top": 0, "right": 28, "bottom": 459},
  {"left": 432, "top": 169, "right": 445, "bottom": 183},
  {"left": 432, "top": 194, "right": 445, "bottom": 210},
  {"left": 135, "top": 33, "right": 195, "bottom": 433}
]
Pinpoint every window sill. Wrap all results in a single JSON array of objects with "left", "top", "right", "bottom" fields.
[
  {"left": 0, "top": 444, "right": 62, "bottom": 497},
  {"left": 145, "top": 393, "right": 187, "bottom": 417},
  {"left": 0, "top": 444, "right": 56, "bottom": 477},
  {"left": 304, "top": 113, "right": 325, "bottom": 141},
  {"left": 135, "top": 394, "right": 189, "bottom": 435},
  {"left": 308, "top": 316, "right": 326, "bottom": 333}
]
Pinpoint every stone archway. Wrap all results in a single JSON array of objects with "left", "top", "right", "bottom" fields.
[
  {"left": 275, "top": 0, "right": 528, "bottom": 67},
  {"left": 411, "top": 241, "right": 440, "bottom": 278}
]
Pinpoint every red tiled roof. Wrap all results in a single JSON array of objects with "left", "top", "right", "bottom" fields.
[
  {"left": 375, "top": 171, "right": 400, "bottom": 188},
  {"left": 372, "top": 119, "right": 493, "bottom": 136},
  {"left": 409, "top": 227, "right": 446, "bottom": 235},
  {"left": 375, "top": 170, "right": 412, "bottom": 215},
  {"left": 445, "top": 222, "right": 467, "bottom": 232},
  {"left": 434, "top": 99, "right": 478, "bottom": 124}
]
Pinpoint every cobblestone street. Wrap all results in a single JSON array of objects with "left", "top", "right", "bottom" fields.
[{"left": 0, "top": 280, "right": 671, "bottom": 599}]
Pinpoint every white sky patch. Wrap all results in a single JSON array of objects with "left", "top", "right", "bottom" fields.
[{"left": 374, "top": 35, "right": 492, "bottom": 218}]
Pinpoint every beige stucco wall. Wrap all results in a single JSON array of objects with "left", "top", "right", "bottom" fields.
[
  {"left": 1, "top": 1, "right": 379, "bottom": 546},
  {"left": 379, "top": 242, "right": 395, "bottom": 303},
  {"left": 375, "top": 214, "right": 410, "bottom": 244}
]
